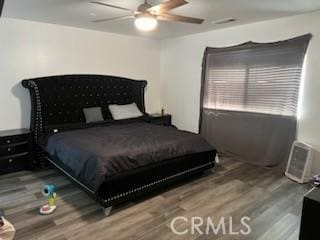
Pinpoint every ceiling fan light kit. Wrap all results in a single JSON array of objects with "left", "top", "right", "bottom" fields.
[
  {"left": 135, "top": 15, "right": 158, "bottom": 31},
  {"left": 91, "top": 0, "right": 205, "bottom": 32}
]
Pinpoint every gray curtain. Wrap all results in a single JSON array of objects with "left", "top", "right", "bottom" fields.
[
  {"left": 0, "top": 0, "right": 4, "bottom": 17},
  {"left": 199, "top": 34, "right": 311, "bottom": 170}
]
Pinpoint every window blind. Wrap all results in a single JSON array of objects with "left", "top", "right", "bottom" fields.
[{"left": 202, "top": 34, "right": 311, "bottom": 116}]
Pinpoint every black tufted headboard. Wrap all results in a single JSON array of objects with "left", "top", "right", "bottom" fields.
[{"left": 22, "top": 74, "right": 147, "bottom": 167}]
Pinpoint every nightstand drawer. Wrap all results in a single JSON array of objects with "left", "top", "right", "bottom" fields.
[
  {"left": 0, "top": 153, "right": 29, "bottom": 174},
  {"left": 0, "top": 134, "right": 29, "bottom": 145},
  {"left": 0, "top": 143, "right": 29, "bottom": 156}
]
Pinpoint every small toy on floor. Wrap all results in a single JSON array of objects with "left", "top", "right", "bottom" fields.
[
  {"left": 0, "top": 210, "right": 16, "bottom": 240},
  {"left": 40, "top": 184, "right": 57, "bottom": 215}
]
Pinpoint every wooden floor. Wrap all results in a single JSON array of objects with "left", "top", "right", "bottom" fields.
[{"left": 0, "top": 158, "right": 311, "bottom": 240}]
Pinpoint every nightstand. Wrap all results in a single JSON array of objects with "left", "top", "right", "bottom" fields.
[
  {"left": 299, "top": 187, "right": 320, "bottom": 240},
  {"left": 149, "top": 114, "right": 172, "bottom": 126},
  {"left": 0, "top": 129, "right": 33, "bottom": 175}
]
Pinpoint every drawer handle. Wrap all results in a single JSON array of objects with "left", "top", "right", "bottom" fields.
[
  {"left": 6, "top": 140, "right": 11, "bottom": 144},
  {"left": 7, "top": 148, "right": 12, "bottom": 152},
  {"left": 8, "top": 159, "right": 13, "bottom": 163}
]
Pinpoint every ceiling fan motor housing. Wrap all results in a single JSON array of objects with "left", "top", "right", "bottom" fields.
[{"left": 137, "top": 2, "right": 153, "bottom": 13}]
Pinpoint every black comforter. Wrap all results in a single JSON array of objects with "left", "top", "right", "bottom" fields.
[{"left": 45, "top": 122, "right": 214, "bottom": 193}]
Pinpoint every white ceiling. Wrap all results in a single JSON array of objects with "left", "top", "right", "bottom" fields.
[{"left": 3, "top": 0, "right": 320, "bottom": 39}]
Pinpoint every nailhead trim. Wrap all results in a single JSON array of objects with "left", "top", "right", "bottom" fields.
[
  {"left": 104, "top": 161, "right": 214, "bottom": 203},
  {"left": 27, "top": 80, "right": 43, "bottom": 143},
  {"left": 27, "top": 80, "right": 47, "bottom": 167}
]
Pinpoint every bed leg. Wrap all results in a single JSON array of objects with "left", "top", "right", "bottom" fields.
[{"left": 102, "top": 206, "right": 112, "bottom": 217}]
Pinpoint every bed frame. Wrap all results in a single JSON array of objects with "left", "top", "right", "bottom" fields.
[{"left": 22, "top": 74, "right": 215, "bottom": 215}]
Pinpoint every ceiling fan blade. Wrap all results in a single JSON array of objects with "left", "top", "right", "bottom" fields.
[
  {"left": 91, "top": 1, "right": 135, "bottom": 12},
  {"left": 148, "top": 0, "right": 188, "bottom": 14},
  {"left": 157, "top": 13, "right": 204, "bottom": 24},
  {"left": 92, "top": 15, "right": 133, "bottom": 23}
]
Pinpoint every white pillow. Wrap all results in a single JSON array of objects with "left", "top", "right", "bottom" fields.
[{"left": 109, "top": 103, "right": 143, "bottom": 120}]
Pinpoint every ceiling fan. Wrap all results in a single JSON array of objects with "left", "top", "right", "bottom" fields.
[{"left": 91, "top": 0, "right": 204, "bottom": 31}]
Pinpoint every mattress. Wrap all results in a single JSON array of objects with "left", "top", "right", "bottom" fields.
[{"left": 45, "top": 122, "right": 214, "bottom": 193}]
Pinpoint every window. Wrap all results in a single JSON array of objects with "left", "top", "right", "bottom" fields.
[{"left": 202, "top": 35, "right": 311, "bottom": 116}]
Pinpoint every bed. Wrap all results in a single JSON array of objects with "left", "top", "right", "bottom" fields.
[{"left": 22, "top": 74, "right": 216, "bottom": 215}]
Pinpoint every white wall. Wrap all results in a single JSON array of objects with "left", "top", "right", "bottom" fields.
[
  {"left": 160, "top": 11, "right": 320, "bottom": 173},
  {"left": 0, "top": 18, "right": 161, "bottom": 131}
]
